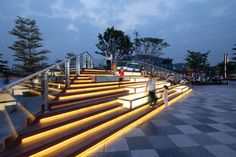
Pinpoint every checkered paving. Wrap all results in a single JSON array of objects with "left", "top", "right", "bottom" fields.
[{"left": 85, "top": 83, "right": 236, "bottom": 157}]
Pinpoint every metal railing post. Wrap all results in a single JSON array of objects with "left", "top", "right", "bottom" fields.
[
  {"left": 76, "top": 55, "right": 80, "bottom": 75},
  {"left": 43, "top": 72, "right": 49, "bottom": 112},
  {"left": 65, "top": 60, "right": 70, "bottom": 88},
  {"left": 90, "top": 57, "right": 93, "bottom": 68},
  {"left": 83, "top": 53, "right": 86, "bottom": 68}
]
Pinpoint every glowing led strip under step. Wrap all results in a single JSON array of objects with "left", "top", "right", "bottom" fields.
[
  {"left": 59, "top": 88, "right": 125, "bottom": 101},
  {"left": 22, "top": 107, "right": 122, "bottom": 144},
  {"left": 40, "top": 100, "right": 116, "bottom": 123}
]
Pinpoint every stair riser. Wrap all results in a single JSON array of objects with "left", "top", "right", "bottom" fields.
[{"left": 18, "top": 104, "right": 121, "bottom": 140}]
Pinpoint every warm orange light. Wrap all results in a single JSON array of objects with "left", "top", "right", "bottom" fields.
[
  {"left": 40, "top": 100, "right": 116, "bottom": 123},
  {"left": 30, "top": 105, "right": 148, "bottom": 157},
  {"left": 22, "top": 107, "right": 122, "bottom": 145},
  {"left": 74, "top": 80, "right": 93, "bottom": 83},
  {"left": 59, "top": 89, "right": 125, "bottom": 101}
]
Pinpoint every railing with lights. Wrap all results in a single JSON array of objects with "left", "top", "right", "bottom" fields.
[{"left": 0, "top": 51, "right": 93, "bottom": 113}]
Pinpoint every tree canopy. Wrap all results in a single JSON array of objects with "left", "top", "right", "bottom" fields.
[
  {"left": 9, "top": 16, "right": 50, "bottom": 75},
  {"left": 96, "top": 26, "right": 133, "bottom": 61},
  {"left": 133, "top": 31, "right": 169, "bottom": 64},
  {"left": 0, "top": 53, "right": 9, "bottom": 72},
  {"left": 185, "top": 50, "right": 210, "bottom": 71},
  {"left": 232, "top": 44, "right": 236, "bottom": 62}
]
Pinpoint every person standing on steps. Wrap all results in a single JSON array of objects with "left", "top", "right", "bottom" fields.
[
  {"left": 118, "top": 67, "right": 124, "bottom": 87},
  {"left": 163, "top": 85, "right": 169, "bottom": 108},
  {"left": 106, "top": 51, "right": 113, "bottom": 71},
  {"left": 146, "top": 75, "right": 157, "bottom": 107}
]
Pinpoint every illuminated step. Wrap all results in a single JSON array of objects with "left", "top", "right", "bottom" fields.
[
  {"left": 48, "top": 82, "right": 65, "bottom": 88},
  {"left": 75, "top": 77, "right": 91, "bottom": 80},
  {"left": 118, "top": 86, "right": 185, "bottom": 109},
  {"left": 83, "top": 69, "right": 108, "bottom": 72},
  {"left": 175, "top": 86, "right": 190, "bottom": 93},
  {"left": 125, "top": 82, "right": 171, "bottom": 94},
  {"left": 79, "top": 74, "right": 114, "bottom": 77},
  {"left": 19, "top": 101, "right": 120, "bottom": 140},
  {"left": 66, "top": 82, "right": 144, "bottom": 94},
  {"left": 40, "top": 100, "right": 118, "bottom": 124},
  {"left": 13, "top": 108, "right": 125, "bottom": 157},
  {"left": 70, "top": 81, "right": 136, "bottom": 88},
  {"left": 28, "top": 106, "right": 149, "bottom": 157},
  {"left": 50, "top": 91, "right": 129, "bottom": 110},
  {"left": 73, "top": 80, "right": 93, "bottom": 83},
  {"left": 130, "top": 77, "right": 148, "bottom": 82},
  {"left": 59, "top": 88, "right": 125, "bottom": 101}
]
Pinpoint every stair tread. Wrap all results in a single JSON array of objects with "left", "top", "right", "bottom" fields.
[
  {"left": 20, "top": 102, "right": 121, "bottom": 138},
  {"left": 4, "top": 107, "right": 128, "bottom": 156},
  {"left": 51, "top": 90, "right": 128, "bottom": 106}
]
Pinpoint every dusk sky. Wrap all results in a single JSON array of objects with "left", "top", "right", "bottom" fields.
[{"left": 0, "top": 0, "right": 236, "bottom": 66}]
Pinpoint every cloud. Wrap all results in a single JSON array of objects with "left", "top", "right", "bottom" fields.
[
  {"left": 67, "top": 23, "right": 79, "bottom": 32},
  {"left": 211, "top": 6, "right": 228, "bottom": 17},
  {"left": 50, "top": 0, "right": 81, "bottom": 20}
]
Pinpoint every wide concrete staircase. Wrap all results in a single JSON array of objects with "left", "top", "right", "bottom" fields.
[{"left": 0, "top": 69, "right": 190, "bottom": 157}]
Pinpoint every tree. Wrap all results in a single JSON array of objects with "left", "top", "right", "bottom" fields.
[
  {"left": 96, "top": 26, "right": 133, "bottom": 61},
  {"left": 133, "top": 31, "right": 169, "bottom": 64},
  {"left": 185, "top": 50, "right": 210, "bottom": 71},
  {"left": 66, "top": 52, "right": 76, "bottom": 59},
  {"left": 0, "top": 53, "right": 9, "bottom": 72},
  {"left": 134, "top": 37, "right": 170, "bottom": 63},
  {"left": 216, "top": 61, "right": 236, "bottom": 77},
  {"left": 232, "top": 44, "right": 236, "bottom": 62},
  {"left": 9, "top": 16, "right": 50, "bottom": 75}
]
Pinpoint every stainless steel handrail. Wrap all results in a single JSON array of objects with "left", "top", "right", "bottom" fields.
[{"left": 0, "top": 51, "right": 92, "bottom": 92}]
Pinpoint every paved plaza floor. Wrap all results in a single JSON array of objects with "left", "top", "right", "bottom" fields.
[{"left": 86, "top": 82, "right": 236, "bottom": 157}]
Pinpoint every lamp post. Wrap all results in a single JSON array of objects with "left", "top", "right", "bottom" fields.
[{"left": 224, "top": 53, "right": 228, "bottom": 84}]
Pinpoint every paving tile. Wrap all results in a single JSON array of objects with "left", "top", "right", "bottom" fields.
[
  {"left": 193, "top": 125, "right": 219, "bottom": 133},
  {"left": 84, "top": 152, "right": 105, "bottom": 157},
  {"left": 204, "top": 145, "right": 236, "bottom": 157},
  {"left": 154, "top": 126, "right": 183, "bottom": 135},
  {"left": 126, "top": 137, "right": 153, "bottom": 150},
  {"left": 103, "top": 151, "right": 131, "bottom": 157},
  {"left": 225, "top": 123, "right": 236, "bottom": 129},
  {"left": 125, "top": 128, "right": 145, "bottom": 137},
  {"left": 207, "top": 132, "right": 236, "bottom": 144},
  {"left": 168, "top": 134, "right": 199, "bottom": 147},
  {"left": 188, "top": 134, "right": 219, "bottom": 145},
  {"left": 151, "top": 120, "right": 172, "bottom": 127},
  {"left": 141, "top": 122, "right": 160, "bottom": 136},
  {"left": 105, "top": 138, "right": 129, "bottom": 152},
  {"left": 195, "top": 117, "right": 219, "bottom": 124},
  {"left": 148, "top": 135, "right": 177, "bottom": 149},
  {"left": 208, "top": 124, "right": 236, "bottom": 132},
  {"left": 155, "top": 148, "right": 188, "bottom": 157},
  {"left": 227, "top": 144, "right": 236, "bottom": 151},
  {"left": 175, "top": 125, "right": 202, "bottom": 134},
  {"left": 131, "top": 149, "right": 159, "bottom": 157},
  {"left": 181, "top": 146, "right": 215, "bottom": 157},
  {"left": 181, "top": 118, "right": 204, "bottom": 125},
  {"left": 227, "top": 132, "right": 236, "bottom": 138},
  {"left": 173, "top": 113, "right": 192, "bottom": 119},
  {"left": 209, "top": 117, "right": 232, "bottom": 123}
]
